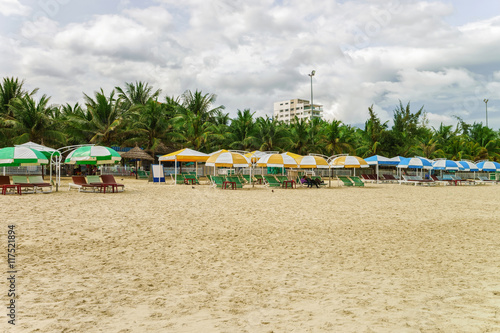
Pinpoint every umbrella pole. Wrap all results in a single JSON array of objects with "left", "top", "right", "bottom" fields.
[
  {"left": 376, "top": 164, "right": 379, "bottom": 184},
  {"left": 329, "top": 167, "right": 331, "bottom": 187},
  {"left": 175, "top": 157, "right": 177, "bottom": 186},
  {"left": 136, "top": 160, "right": 138, "bottom": 179}
]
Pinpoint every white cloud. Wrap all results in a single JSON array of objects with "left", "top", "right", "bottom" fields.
[
  {"left": 2, "top": 0, "right": 500, "bottom": 129},
  {"left": 0, "top": 0, "right": 30, "bottom": 16}
]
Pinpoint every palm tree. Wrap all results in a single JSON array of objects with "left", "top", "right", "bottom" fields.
[
  {"left": 229, "top": 109, "right": 258, "bottom": 150},
  {"left": 319, "top": 119, "right": 354, "bottom": 156},
  {"left": 115, "top": 81, "right": 161, "bottom": 111},
  {"left": 83, "top": 89, "right": 123, "bottom": 145},
  {"left": 179, "top": 90, "right": 224, "bottom": 122},
  {"left": 0, "top": 77, "right": 38, "bottom": 116},
  {"left": 255, "top": 116, "right": 292, "bottom": 152},
  {"left": 288, "top": 117, "right": 311, "bottom": 155},
  {"left": 126, "top": 98, "right": 178, "bottom": 154},
  {"left": 5, "top": 94, "right": 65, "bottom": 146}
]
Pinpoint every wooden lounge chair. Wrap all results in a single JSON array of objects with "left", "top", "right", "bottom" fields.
[
  {"left": 349, "top": 176, "right": 365, "bottom": 187},
  {"left": 28, "top": 175, "right": 53, "bottom": 193},
  {"left": 69, "top": 176, "right": 103, "bottom": 192},
  {"left": 11, "top": 175, "right": 36, "bottom": 194},
  {"left": 100, "top": 175, "right": 125, "bottom": 192},
  {"left": 0, "top": 176, "right": 20, "bottom": 195},
  {"left": 338, "top": 176, "right": 354, "bottom": 187},
  {"left": 264, "top": 175, "right": 281, "bottom": 187}
]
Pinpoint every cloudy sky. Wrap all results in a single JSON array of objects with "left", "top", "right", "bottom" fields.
[{"left": 1, "top": 0, "right": 500, "bottom": 129}]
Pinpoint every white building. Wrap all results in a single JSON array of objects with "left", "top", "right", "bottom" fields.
[{"left": 273, "top": 98, "right": 323, "bottom": 123}]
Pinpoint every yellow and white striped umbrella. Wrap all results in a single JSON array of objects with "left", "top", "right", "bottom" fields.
[
  {"left": 329, "top": 155, "right": 369, "bottom": 168},
  {"left": 159, "top": 148, "right": 209, "bottom": 162},
  {"left": 244, "top": 150, "right": 268, "bottom": 163},
  {"left": 256, "top": 153, "right": 298, "bottom": 168},
  {"left": 296, "top": 155, "right": 329, "bottom": 168},
  {"left": 205, "top": 151, "right": 250, "bottom": 167}
]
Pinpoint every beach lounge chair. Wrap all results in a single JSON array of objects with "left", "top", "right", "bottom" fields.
[
  {"left": 28, "top": 175, "right": 53, "bottom": 193},
  {"left": 254, "top": 174, "right": 264, "bottom": 184},
  {"left": 242, "top": 175, "right": 253, "bottom": 184},
  {"left": 184, "top": 174, "right": 200, "bottom": 185},
  {"left": 11, "top": 176, "right": 36, "bottom": 194},
  {"left": 69, "top": 176, "right": 103, "bottom": 192},
  {"left": 312, "top": 176, "right": 326, "bottom": 186},
  {"left": 137, "top": 170, "right": 149, "bottom": 179},
  {"left": 226, "top": 175, "right": 244, "bottom": 188},
  {"left": 361, "top": 174, "right": 373, "bottom": 182},
  {"left": 275, "top": 175, "right": 288, "bottom": 184},
  {"left": 170, "top": 174, "right": 185, "bottom": 185},
  {"left": 476, "top": 176, "right": 497, "bottom": 185},
  {"left": 264, "top": 175, "right": 281, "bottom": 187},
  {"left": 349, "top": 176, "right": 365, "bottom": 187},
  {"left": 210, "top": 176, "right": 225, "bottom": 188},
  {"left": 0, "top": 176, "right": 19, "bottom": 195},
  {"left": 100, "top": 175, "right": 125, "bottom": 192},
  {"left": 382, "top": 174, "right": 399, "bottom": 183},
  {"left": 338, "top": 176, "right": 354, "bottom": 187}
]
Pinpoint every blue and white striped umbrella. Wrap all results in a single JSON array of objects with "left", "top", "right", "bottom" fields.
[
  {"left": 476, "top": 161, "right": 500, "bottom": 172},
  {"left": 432, "top": 159, "right": 459, "bottom": 171},
  {"left": 397, "top": 157, "right": 433, "bottom": 169},
  {"left": 458, "top": 161, "right": 479, "bottom": 172},
  {"left": 365, "top": 155, "right": 399, "bottom": 165}
]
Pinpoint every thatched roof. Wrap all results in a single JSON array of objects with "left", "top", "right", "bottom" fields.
[{"left": 120, "top": 146, "right": 154, "bottom": 160}]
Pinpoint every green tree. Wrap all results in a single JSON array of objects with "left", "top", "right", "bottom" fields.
[{"left": 6, "top": 94, "right": 65, "bottom": 146}]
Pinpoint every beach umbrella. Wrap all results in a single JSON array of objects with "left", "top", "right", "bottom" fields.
[
  {"left": 256, "top": 153, "right": 298, "bottom": 177},
  {"left": 329, "top": 155, "right": 368, "bottom": 179},
  {"left": 432, "top": 159, "right": 460, "bottom": 171},
  {"left": 0, "top": 146, "right": 49, "bottom": 166},
  {"left": 329, "top": 155, "right": 368, "bottom": 168},
  {"left": 120, "top": 146, "right": 154, "bottom": 179},
  {"left": 244, "top": 150, "right": 268, "bottom": 163},
  {"left": 458, "top": 161, "right": 479, "bottom": 172},
  {"left": 159, "top": 148, "right": 209, "bottom": 184},
  {"left": 65, "top": 146, "right": 121, "bottom": 165},
  {"left": 205, "top": 151, "right": 250, "bottom": 168},
  {"left": 365, "top": 155, "right": 399, "bottom": 183},
  {"left": 15, "top": 141, "right": 60, "bottom": 159},
  {"left": 256, "top": 153, "right": 298, "bottom": 168},
  {"left": 397, "top": 157, "right": 432, "bottom": 177},
  {"left": 476, "top": 160, "right": 500, "bottom": 172},
  {"left": 283, "top": 151, "right": 303, "bottom": 161},
  {"left": 296, "top": 155, "right": 329, "bottom": 168},
  {"left": 397, "top": 157, "right": 433, "bottom": 169}
]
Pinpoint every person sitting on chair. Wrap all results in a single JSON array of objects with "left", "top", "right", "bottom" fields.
[{"left": 302, "top": 175, "right": 316, "bottom": 188}]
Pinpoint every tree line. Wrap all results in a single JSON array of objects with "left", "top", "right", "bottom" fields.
[{"left": 0, "top": 77, "right": 499, "bottom": 161}]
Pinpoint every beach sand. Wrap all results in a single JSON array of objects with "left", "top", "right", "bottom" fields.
[{"left": 2, "top": 178, "right": 500, "bottom": 332}]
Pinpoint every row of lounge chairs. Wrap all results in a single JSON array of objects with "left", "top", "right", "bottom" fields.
[
  {"left": 0, "top": 175, "right": 52, "bottom": 194},
  {"left": 337, "top": 176, "right": 365, "bottom": 187},
  {"left": 69, "top": 175, "right": 124, "bottom": 193}
]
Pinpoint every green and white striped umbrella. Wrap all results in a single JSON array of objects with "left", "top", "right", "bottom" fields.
[
  {"left": 64, "top": 146, "right": 121, "bottom": 165},
  {"left": 0, "top": 146, "right": 49, "bottom": 166}
]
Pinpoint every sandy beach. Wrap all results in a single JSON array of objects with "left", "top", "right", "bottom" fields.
[{"left": 2, "top": 178, "right": 500, "bottom": 332}]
